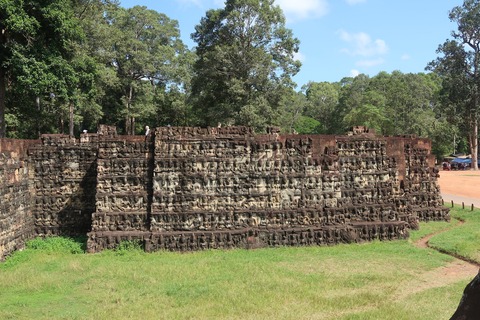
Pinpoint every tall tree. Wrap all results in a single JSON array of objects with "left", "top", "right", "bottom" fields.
[
  {"left": 276, "top": 88, "right": 309, "bottom": 133},
  {"left": 342, "top": 91, "right": 389, "bottom": 134},
  {"left": 303, "top": 81, "right": 340, "bottom": 134},
  {"left": 378, "top": 71, "right": 439, "bottom": 136},
  {"left": 191, "top": 0, "right": 301, "bottom": 131},
  {"left": 104, "top": 5, "right": 187, "bottom": 135},
  {"left": 0, "top": 0, "right": 83, "bottom": 138},
  {"left": 428, "top": 0, "right": 480, "bottom": 170},
  {"left": 63, "top": 0, "right": 121, "bottom": 135},
  {"left": 336, "top": 74, "right": 371, "bottom": 134}
]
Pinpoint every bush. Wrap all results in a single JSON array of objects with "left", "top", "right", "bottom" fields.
[
  {"left": 115, "top": 240, "right": 144, "bottom": 255},
  {"left": 26, "top": 236, "right": 85, "bottom": 254}
]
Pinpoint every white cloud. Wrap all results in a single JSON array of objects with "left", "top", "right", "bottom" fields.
[
  {"left": 275, "top": 0, "right": 329, "bottom": 22},
  {"left": 356, "top": 58, "right": 384, "bottom": 67},
  {"left": 345, "top": 0, "right": 366, "bottom": 5},
  {"left": 350, "top": 69, "right": 360, "bottom": 77},
  {"left": 338, "top": 30, "right": 388, "bottom": 57},
  {"left": 293, "top": 51, "right": 306, "bottom": 63},
  {"left": 177, "top": 0, "right": 327, "bottom": 21},
  {"left": 401, "top": 54, "right": 411, "bottom": 60}
]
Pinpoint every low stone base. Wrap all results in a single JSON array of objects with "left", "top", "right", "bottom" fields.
[{"left": 86, "top": 221, "right": 409, "bottom": 253}]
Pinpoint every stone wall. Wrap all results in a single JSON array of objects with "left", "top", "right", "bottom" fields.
[
  {"left": 86, "top": 126, "right": 449, "bottom": 252},
  {"left": 0, "top": 126, "right": 449, "bottom": 259},
  {"left": 29, "top": 134, "right": 98, "bottom": 236},
  {"left": 87, "top": 130, "right": 152, "bottom": 251},
  {"left": 0, "top": 139, "right": 38, "bottom": 261}
]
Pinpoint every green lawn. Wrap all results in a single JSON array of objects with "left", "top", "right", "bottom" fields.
[
  {"left": 428, "top": 205, "right": 480, "bottom": 263},
  {"left": 1, "top": 206, "right": 478, "bottom": 320}
]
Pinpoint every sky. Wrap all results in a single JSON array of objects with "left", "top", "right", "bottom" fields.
[{"left": 119, "top": 0, "right": 464, "bottom": 88}]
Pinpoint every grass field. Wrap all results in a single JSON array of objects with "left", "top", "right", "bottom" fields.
[{"left": 1, "top": 207, "right": 478, "bottom": 320}]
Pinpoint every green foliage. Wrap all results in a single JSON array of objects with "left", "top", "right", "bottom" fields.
[
  {"left": 0, "top": 0, "right": 85, "bottom": 137},
  {"left": 114, "top": 240, "right": 144, "bottom": 255},
  {"left": 343, "top": 103, "right": 389, "bottom": 134},
  {"left": 155, "top": 86, "right": 194, "bottom": 127},
  {"left": 428, "top": 205, "right": 480, "bottom": 262},
  {"left": 274, "top": 88, "right": 306, "bottom": 133},
  {"left": 0, "top": 0, "right": 474, "bottom": 160},
  {"left": 427, "top": 0, "right": 480, "bottom": 169},
  {"left": 294, "top": 116, "right": 321, "bottom": 134},
  {"left": 99, "top": 5, "right": 188, "bottom": 134},
  {"left": 4, "top": 113, "right": 20, "bottom": 138},
  {"left": 191, "top": 0, "right": 301, "bottom": 130},
  {"left": 303, "top": 81, "right": 340, "bottom": 134},
  {"left": 26, "top": 236, "right": 85, "bottom": 254},
  {"left": 1, "top": 236, "right": 85, "bottom": 269},
  {"left": 0, "top": 249, "right": 32, "bottom": 269},
  {"left": 1, "top": 1, "right": 193, "bottom": 137},
  {"left": 305, "top": 71, "right": 458, "bottom": 157}
]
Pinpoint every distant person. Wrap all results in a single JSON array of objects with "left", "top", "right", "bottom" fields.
[
  {"left": 442, "top": 161, "right": 449, "bottom": 170},
  {"left": 144, "top": 126, "right": 150, "bottom": 149}
]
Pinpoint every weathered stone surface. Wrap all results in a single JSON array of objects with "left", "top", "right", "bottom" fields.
[
  {"left": 29, "top": 134, "right": 98, "bottom": 236},
  {"left": 450, "top": 270, "right": 480, "bottom": 320},
  {"left": 84, "top": 125, "right": 448, "bottom": 252},
  {"left": 0, "top": 125, "right": 449, "bottom": 259},
  {"left": 0, "top": 139, "right": 38, "bottom": 261}
]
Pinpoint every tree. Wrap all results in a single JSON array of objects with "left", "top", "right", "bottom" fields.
[
  {"left": 343, "top": 102, "right": 388, "bottom": 135},
  {"left": 303, "top": 81, "right": 340, "bottom": 134},
  {"left": 0, "top": 0, "right": 83, "bottom": 138},
  {"left": 428, "top": 0, "right": 480, "bottom": 170},
  {"left": 63, "top": 0, "right": 121, "bottom": 136},
  {"left": 276, "top": 88, "right": 309, "bottom": 133},
  {"left": 191, "top": 0, "right": 301, "bottom": 131},
  {"left": 103, "top": 5, "right": 187, "bottom": 135},
  {"left": 336, "top": 74, "right": 371, "bottom": 134},
  {"left": 378, "top": 72, "right": 439, "bottom": 136}
]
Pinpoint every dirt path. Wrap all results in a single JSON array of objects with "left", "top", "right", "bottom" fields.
[
  {"left": 396, "top": 258, "right": 478, "bottom": 300},
  {"left": 400, "top": 219, "right": 480, "bottom": 299}
]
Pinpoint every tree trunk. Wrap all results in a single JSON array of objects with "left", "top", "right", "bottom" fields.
[
  {"left": 125, "top": 115, "right": 131, "bottom": 135},
  {"left": 471, "top": 90, "right": 479, "bottom": 170},
  {"left": 36, "top": 96, "right": 41, "bottom": 137},
  {"left": 69, "top": 103, "right": 74, "bottom": 137},
  {"left": 125, "top": 84, "right": 134, "bottom": 135},
  {"left": 471, "top": 118, "right": 478, "bottom": 170},
  {"left": 0, "top": 68, "right": 6, "bottom": 138}
]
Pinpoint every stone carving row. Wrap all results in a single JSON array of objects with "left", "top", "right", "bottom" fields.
[
  {"left": 156, "top": 126, "right": 254, "bottom": 139},
  {"left": 87, "top": 222, "right": 407, "bottom": 253},
  {"left": 148, "top": 207, "right": 404, "bottom": 232},
  {"left": 91, "top": 212, "right": 148, "bottom": 232}
]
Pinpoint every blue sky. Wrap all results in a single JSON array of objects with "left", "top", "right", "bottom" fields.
[{"left": 120, "top": 0, "right": 463, "bottom": 88}]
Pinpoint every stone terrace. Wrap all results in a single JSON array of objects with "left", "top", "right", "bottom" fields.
[{"left": 0, "top": 125, "right": 449, "bottom": 260}]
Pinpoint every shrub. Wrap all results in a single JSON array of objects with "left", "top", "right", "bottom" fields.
[
  {"left": 26, "top": 236, "right": 85, "bottom": 254},
  {"left": 115, "top": 240, "right": 144, "bottom": 255}
]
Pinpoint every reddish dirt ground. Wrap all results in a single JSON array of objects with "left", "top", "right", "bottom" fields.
[
  {"left": 437, "top": 169, "right": 480, "bottom": 199},
  {"left": 437, "top": 169, "right": 480, "bottom": 208}
]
